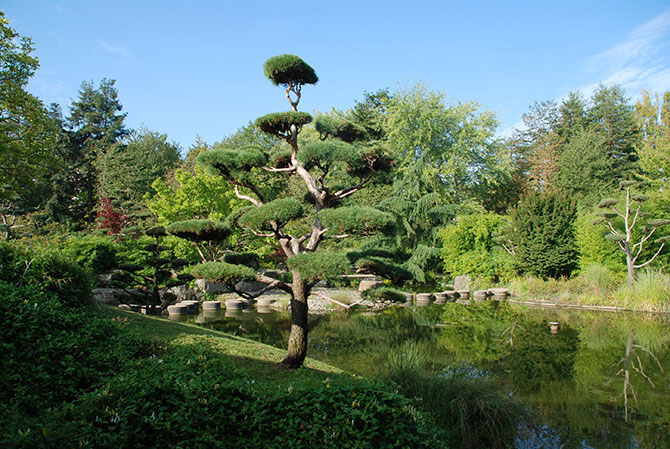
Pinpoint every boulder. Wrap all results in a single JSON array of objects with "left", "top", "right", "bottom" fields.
[
  {"left": 358, "top": 279, "right": 384, "bottom": 292},
  {"left": 234, "top": 280, "right": 268, "bottom": 294},
  {"left": 453, "top": 275, "right": 472, "bottom": 291},
  {"left": 195, "top": 279, "right": 228, "bottom": 294}
]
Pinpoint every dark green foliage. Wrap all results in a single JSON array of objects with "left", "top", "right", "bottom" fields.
[
  {"left": 60, "top": 234, "right": 118, "bottom": 273},
  {"left": 167, "top": 219, "right": 231, "bottom": 242},
  {"left": 314, "top": 116, "right": 367, "bottom": 142},
  {"left": 192, "top": 261, "right": 256, "bottom": 283},
  {"left": 239, "top": 198, "right": 305, "bottom": 230},
  {"left": 268, "top": 148, "right": 292, "bottom": 168},
  {"left": 511, "top": 192, "right": 578, "bottom": 278},
  {"left": 598, "top": 198, "right": 619, "bottom": 208},
  {"left": 243, "top": 380, "right": 445, "bottom": 449},
  {"left": 361, "top": 287, "right": 407, "bottom": 303},
  {"left": 145, "top": 225, "right": 167, "bottom": 237},
  {"left": 355, "top": 257, "right": 413, "bottom": 284},
  {"left": 298, "top": 140, "right": 358, "bottom": 170},
  {"left": 263, "top": 54, "right": 318, "bottom": 86},
  {"left": 223, "top": 252, "right": 259, "bottom": 268},
  {"left": 111, "top": 230, "right": 190, "bottom": 312},
  {"left": 197, "top": 146, "right": 268, "bottom": 179},
  {"left": 95, "top": 129, "right": 181, "bottom": 205},
  {"left": 286, "top": 251, "right": 350, "bottom": 280},
  {"left": 39, "top": 336, "right": 445, "bottom": 449},
  {"left": 318, "top": 206, "right": 395, "bottom": 235},
  {"left": 255, "top": 111, "right": 313, "bottom": 137},
  {"left": 0, "top": 282, "right": 150, "bottom": 428},
  {"left": 0, "top": 241, "right": 94, "bottom": 308},
  {"left": 347, "top": 248, "right": 398, "bottom": 262}
]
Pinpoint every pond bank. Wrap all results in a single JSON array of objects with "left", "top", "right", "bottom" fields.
[{"left": 509, "top": 297, "right": 670, "bottom": 314}]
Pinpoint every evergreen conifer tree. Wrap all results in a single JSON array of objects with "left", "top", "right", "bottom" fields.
[{"left": 195, "top": 55, "right": 393, "bottom": 368}]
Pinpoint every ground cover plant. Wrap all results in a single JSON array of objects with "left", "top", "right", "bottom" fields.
[{"left": 1, "top": 241, "right": 450, "bottom": 448}]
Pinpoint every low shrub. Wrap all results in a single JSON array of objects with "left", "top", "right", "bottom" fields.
[
  {"left": 60, "top": 234, "right": 118, "bottom": 273},
  {"left": 613, "top": 268, "right": 670, "bottom": 312},
  {"left": 0, "top": 281, "right": 154, "bottom": 438},
  {"left": 30, "top": 336, "right": 447, "bottom": 449},
  {"left": 0, "top": 241, "right": 94, "bottom": 308},
  {"left": 565, "top": 263, "right": 620, "bottom": 302}
]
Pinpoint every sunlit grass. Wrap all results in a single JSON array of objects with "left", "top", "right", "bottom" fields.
[
  {"left": 100, "top": 305, "right": 345, "bottom": 383},
  {"left": 506, "top": 265, "right": 670, "bottom": 312}
]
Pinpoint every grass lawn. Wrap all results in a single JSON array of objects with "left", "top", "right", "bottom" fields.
[{"left": 99, "top": 305, "right": 347, "bottom": 385}]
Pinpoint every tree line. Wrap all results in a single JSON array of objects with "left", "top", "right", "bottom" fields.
[{"left": 2, "top": 12, "right": 670, "bottom": 365}]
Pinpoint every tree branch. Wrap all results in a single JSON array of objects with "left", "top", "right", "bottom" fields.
[
  {"left": 234, "top": 185, "right": 263, "bottom": 207},
  {"left": 634, "top": 241, "right": 665, "bottom": 269},
  {"left": 262, "top": 166, "right": 296, "bottom": 173}
]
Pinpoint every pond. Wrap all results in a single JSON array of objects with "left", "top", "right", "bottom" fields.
[{"left": 171, "top": 302, "right": 670, "bottom": 448}]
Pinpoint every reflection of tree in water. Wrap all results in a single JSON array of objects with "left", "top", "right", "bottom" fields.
[
  {"left": 307, "top": 307, "right": 441, "bottom": 376},
  {"left": 507, "top": 321, "right": 579, "bottom": 393},
  {"left": 616, "top": 330, "right": 664, "bottom": 423}
]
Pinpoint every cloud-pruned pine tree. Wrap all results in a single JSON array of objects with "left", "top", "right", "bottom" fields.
[
  {"left": 195, "top": 55, "right": 394, "bottom": 368},
  {"left": 593, "top": 181, "right": 669, "bottom": 287}
]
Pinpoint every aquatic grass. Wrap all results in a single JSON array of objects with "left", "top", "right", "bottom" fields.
[
  {"left": 613, "top": 268, "right": 670, "bottom": 312},
  {"left": 386, "top": 340, "right": 430, "bottom": 375},
  {"left": 387, "top": 362, "right": 526, "bottom": 449}
]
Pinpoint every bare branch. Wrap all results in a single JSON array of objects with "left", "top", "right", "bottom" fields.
[
  {"left": 234, "top": 185, "right": 263, "bottom": 207},
  {"left": 632, "top": 354, "right": 655, "bottom": 387},
  {"left": 262, "top": 166, "right": 296, "bottom": 173},
  {"left": 311, "top": 290, "right": 352, "bottom": 309},
  {"left": 611, "top": 206, "right": 625, "bottom": 220},
  {"left": 634, "top": 241, "right": 665, "bottom": 269},
  {"left": 633, "top": 344, "right": 665, "bottom": 373}
]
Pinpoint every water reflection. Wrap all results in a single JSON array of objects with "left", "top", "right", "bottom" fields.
[{"left": 179, "top": 302, "right": 670, "bottom": 448}]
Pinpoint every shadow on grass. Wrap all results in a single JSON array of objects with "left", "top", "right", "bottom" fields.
[{"left": 100, "top": 305, "right": 349, "bottom": 384}]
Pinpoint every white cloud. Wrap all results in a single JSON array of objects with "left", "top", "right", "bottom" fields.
[
  {"left": 99, "top": 41, "right": 131, "bottom": 58},
  {"left": 98, "top": 41, "right": 132, "bottom": 65},
  {"left": 581, "top": 9, "right": 670, "bottom": 99}
]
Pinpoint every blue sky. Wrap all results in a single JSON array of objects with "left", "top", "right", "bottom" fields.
[{"left": 4, "top": 1, "right": 670, "bottom": 151}]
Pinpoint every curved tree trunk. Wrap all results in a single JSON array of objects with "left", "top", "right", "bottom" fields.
[{"left": 281, "top": 270, "right": 309, "bottom": 368}]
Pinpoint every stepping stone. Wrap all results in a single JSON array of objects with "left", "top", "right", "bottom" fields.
[{"left": 203, "top": 300, "right": 222, "bottom": 310}]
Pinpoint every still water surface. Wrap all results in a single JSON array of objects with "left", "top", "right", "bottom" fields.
[{"left": 173, "top": 302, "right": 670, "bottom": 448}]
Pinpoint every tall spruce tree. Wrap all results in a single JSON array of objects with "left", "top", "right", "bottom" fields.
[
  {"left": 194, "top": 55, "right": 393, "bottom": 368},
  {"left": 67, "top": 78, "right": 129, "bottom": 223}
]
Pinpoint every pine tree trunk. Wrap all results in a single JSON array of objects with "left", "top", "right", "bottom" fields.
[
  {"left": 626, "top": 253, "right": 635, "bottom": 288},
  {"left": 281, "top": 270, "right": 309, "bottom": 368},
  {"left": 625, "top": 241, "right": 635, "bottom": 288}
]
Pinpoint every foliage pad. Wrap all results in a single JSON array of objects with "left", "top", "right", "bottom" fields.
[
  {"left": 263, "top": 54, "right": 318, "bottom": 86},
  {"left": 256, "top": 112, "right": 313, "bottom": 137},
  {"left": 197, "top": 146, "right": 268, "bottom": 178},
  {"left": 192, "top": 261, "right": 256, "bottom": 283},
  {"left": 286, "top": 251, "right": 350, "bottom": 280},
  {"left": 167, "top": 219, "right": 231, "bottom": 242},
  {"left": 319, "top": 206, "right": 395, "bottom": 235},
  {"left": 239, "top": 198, "right": 305, "bottom": 230}
]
